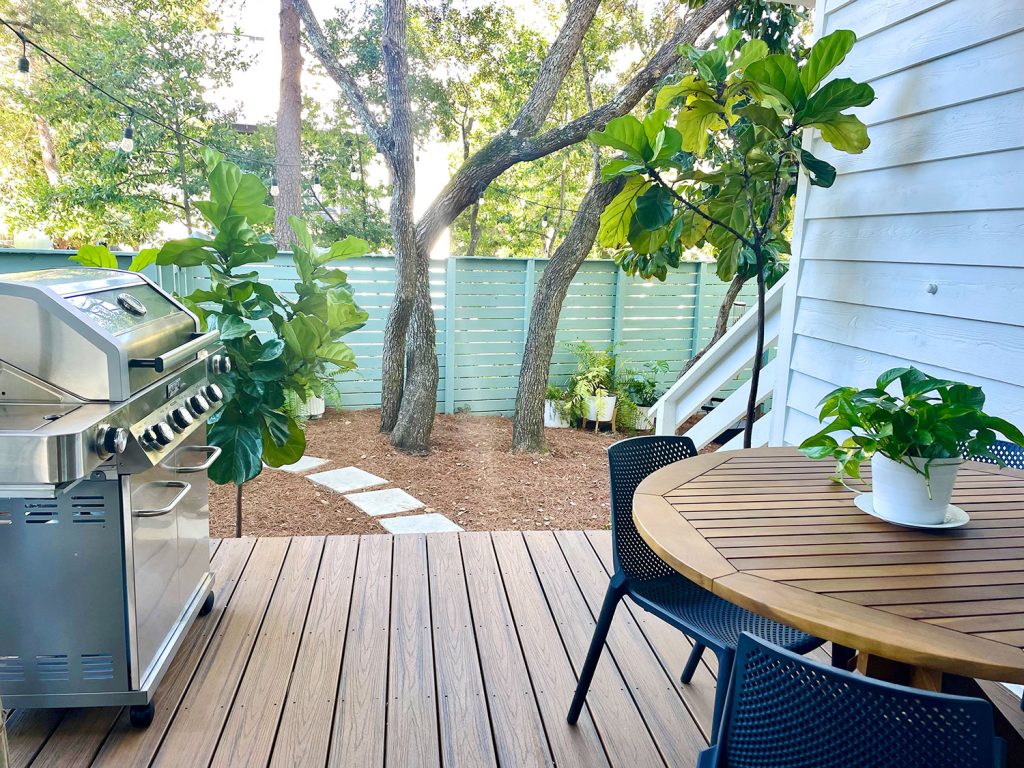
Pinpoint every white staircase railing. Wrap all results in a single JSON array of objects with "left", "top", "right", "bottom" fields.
[{"left": 649, "top": 275, "right": 787, "bottom": 450}]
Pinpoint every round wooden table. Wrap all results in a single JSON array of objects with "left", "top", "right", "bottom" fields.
[{"left": 633, "top": 447, "right": 1024, "bottom": 689}]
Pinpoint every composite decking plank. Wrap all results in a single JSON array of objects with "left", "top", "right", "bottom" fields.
[
  {"left": 492, "top": 531, "right": 613, "bottom": 768},
  {"left": 210, "top": 536, "right": 325, "bottom": 768},
  {"left": 26, "top": 708, "right": 120, "bottom": 768},
  {"left": 3, "top": 709, "right": 64, "bottom": 768},
  {"left": 328, "top": 534, "right": 393, "bottom": 768},
  {"left": 426, "top": 534, "right": 498, "bottom": 768},
  {"left": 460, "top": 532, "right": 552, "bottom": 768},
  {"left": 386, "top": 534, "right": 441, "bottom": 768},
  {"left": 269, "top": 535, "right": 360, "bottom": 768},
  {"left": 518, "top": 530, "right": 669, "bottom": 767},
  {"left": 582, "top": 530, "right": 719, "bottom": 738},
  {"left": 67, "top": 536, "right": 256, "bottom": 768},
  {"left": 554, "top": 531, "right": 708, "bottom": 765},
  {"left": 150, "top": 536, "right": 290, "bottom": 768}
]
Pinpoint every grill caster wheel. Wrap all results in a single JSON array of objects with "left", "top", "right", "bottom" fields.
[
  {"left": 129, "top": 702, "right": 155, "bottom": 728},
  {"left": 199, "top": 591, "right": 215, "bottom": 617}
]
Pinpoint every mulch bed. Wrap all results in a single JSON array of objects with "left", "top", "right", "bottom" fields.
[{"left": 209, "top": 408, "right": 709, "bottom": 538}]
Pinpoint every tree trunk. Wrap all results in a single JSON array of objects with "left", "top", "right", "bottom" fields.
[
  {"left": 465, "top": 203, "right": 482, "bottom": 257},
  {"left": 274, "top": 0, "right": 304, "bottom": 249},
  {"left": 677, "top": 272, "right": 746, "bottom": 379},
  {"left": 512, "top": 177, "right": 625, "bottom": 453},
  {"left": 36, "top": 116, "right": 59, "bottom": 186},
  {"left": 743, "top": 247, "right": 768, "bottom": 448},
  {"left": 173, "top": 121, "right": 194, "bottom": 232},
  {"left": 234, "top": 483, "right": 243, "bottom": 538}
]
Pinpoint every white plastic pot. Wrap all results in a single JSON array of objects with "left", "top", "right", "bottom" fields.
[
  {"left": 544, "top": 400, "right": 570, "bottom": 428},
  {"left": 634, "top": 406, "right": 655, "bottom": 431},
  {"left": 297, "top": 395, "right": 326, "bottom": 420},
  {"left": 870, "top": 453, "right": 962, "bottom": 525},
  {"left": 585, "top": 394, "right": 616, "bottom": 423}
]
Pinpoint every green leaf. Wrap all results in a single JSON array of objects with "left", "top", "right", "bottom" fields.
[
  {"left": 207, "top": 406, "right": 264, "bottom": 486},
  {"left": 203, "top": 158, "right": 274, "bottom": 227},
  {"left": 317, "top": 341, "right": 358, "bottom": 371},
  {"left": 734, "top": 104, "right": 784, "bottom": 136},
  {"left": 654, "top": 74, "right": 715, "bottom": 110},
  {"left": 157, "top": 237, "right": 214, "bottom": 267},
  {"left": 651, "top": 127, "right": 682, "bottom": 163},
  {"left": 676, "top": 96, "right": 727, "bottom": 156},
  {"left": 217, "top": 314, "right": 253, "bottom": 341},
  {"left": 714, "top": 240, "right": 742, "bottom": 281},
  {"left": 588, "top": 115, "right": 648, "bottom": 161},
  {"left": 642, "top": 109, "right": 672, "bottom": 148},
  {"left": 800, "top": 149, "right": 837, "bottom": 188},
  {"left": 322, "top": 234, "right": 370, "bottom": 262},
  {"left": 634, "top": 185, "right": 674, "bottom": 230},
  {"left": 257, "top": 338, "right": 285, "bottom": 362},
  {"left": 261, "top": 415, "right": 306, "bottom": 467},
  {"left": 715, "top": 29, "right": 743, "bottom": 54},
  {"left": 598, "top": 176, "right": 649, "bottom": 248},
  {"left": 800, "top": 29, "right": 857, "bottom": 95},
  {"left": 70, "top": 244, "right": 119, "bottom": 269},
  {"left": 796, "top": 78, "right": 874, "bottom": 124},
  {"left": 601, "top": 159, "right": 646, "bottom": 180},
  {"left": 731, "top": 39, "right": 769, "bottom": 72},
  {"left": 745, "top": 55, "right": 806, "bottom": 111},
  {"left": 128, "top": 247, "right": 158, "bottom": 273},
  {"left": 627, "top": 218, "right": 669, "bottom": 254},
  {"left": 688, "top": 46, "right": 727, "bottom": 85},
  {"left": 810, "top": 113, "right": 871, "bottom": 153},
  {"left": 876, "top": 367, "right": 912, "bottom": 390}
]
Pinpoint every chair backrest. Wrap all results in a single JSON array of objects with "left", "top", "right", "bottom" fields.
[
  {"left": 964, "top": 439, "right": 1024, "bottom": 470},
  {"left": 607, "top": 435, "right": 697, "bottom": 580},
  {"left": 714, "top": 633, "right": 1005, "bottom": 768}
]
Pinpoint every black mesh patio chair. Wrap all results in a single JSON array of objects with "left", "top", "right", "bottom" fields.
[
  {"left": 566, "top": 435, "right": 824, "bottom": 742},
  {"left": 698, "top": 633, "right": 1006, "bottom": 768}
]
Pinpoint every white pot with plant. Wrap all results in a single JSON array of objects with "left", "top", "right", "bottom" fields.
[
  {"left": 617, "top": 360, "right": 668, "bottom": 431},
  {"left": 564, "top": 341, "right": 619, "bottom": 429},
  {"left": 800, "top": 367, "right": 1024, "bottom": 527},
  {"left": 544, "top": 384, "right": 572, "bottom": 428},
  {"left": 585, "top": 389, "right": 617, "bottom": 422}
]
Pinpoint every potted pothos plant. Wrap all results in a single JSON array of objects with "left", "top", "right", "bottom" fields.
[
  {"left": 800, "top": 367, "right": 1024, "bottom": 526},
  {"left": 544, "top": 383, "right": 573, "bottom": 428},
  {"left": 616, "top": 360, "right": 668, "bottom": 431},
  {"left": 155, "top": 148, "right": 368, "bottom": 536},
  {"left": 590, "top": 28, "right": 874, "bottom": 447}
]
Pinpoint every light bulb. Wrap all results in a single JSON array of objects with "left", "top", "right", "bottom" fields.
[
  {"left": 270, "top": 183, "right": 280, "bottom": 197},
  {"left": 477, "top": 196, "right": 484, "bottom": 205},
  {"left": 120, "top": 126, "right": 134, "bottom": 153},
  {"left": 312, "top": 175, "right": 322, "bottom": 196}
]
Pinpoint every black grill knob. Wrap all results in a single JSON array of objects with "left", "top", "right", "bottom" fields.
[
  {"left": 188, "top": 393, "right": 210, "bottom": 415},
  {"left": 97, "top": 425, "right": 128, "bottom": 458},
  {"left": 169, "top": 407, "right": 194, "bottom": 431},
  {"left": 153, "top": 422, "right": 174, "bottom": 446},
  {"left": 210, "top": 354, "right": 232, "bottom": 375},
  {"left": 204, "top": 383, "right": 224, "bottom": 403}
]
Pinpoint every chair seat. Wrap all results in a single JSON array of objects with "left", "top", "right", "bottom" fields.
[{"left": 628, "top": 573, "right": 822, "bottom": 654}]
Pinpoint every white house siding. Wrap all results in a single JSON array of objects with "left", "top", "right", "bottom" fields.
[{"left": 770, "top": 0, "right": 1024, "bottom": 446}]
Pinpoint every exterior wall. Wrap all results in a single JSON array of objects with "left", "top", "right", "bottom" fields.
[
  {"left": 0, "top": 249, "right": 755, "bottom": 416},
  {"left": 771, "top": 0, "right": 1024, "bottom": 446}
]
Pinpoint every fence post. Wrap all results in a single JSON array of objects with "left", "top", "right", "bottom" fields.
[
  {"left": 611, "top": 265, "right": 626, "bottom": 350},
  {"left": 443, "top": 256, "right": 457, "bottom": 414},
  {"left": 689, "top": 261, "right": 706, "bottom": 357}
]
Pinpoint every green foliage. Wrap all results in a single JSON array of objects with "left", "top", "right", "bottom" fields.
[
  {"left": 69, "top": 243, "right": 157, "bottom": 272},
  {"left": 616, "top": 360, "right": 669, "bottom": 408},
  {"left": 799, "top": 367, "right": 1024, "bottom": 483},
  {"left": 155, "top": 150, "right": 368, "bottom": 487},
  {"left": 589, "top": 28, "right": 874, "bottom": 286}
]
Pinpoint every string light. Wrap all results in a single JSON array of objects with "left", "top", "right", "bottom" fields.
[
  {"left": 15, "top": 31, "right": 27, "bottom": 79},
  {"left": 270, "top": 174, "right": 280, "bottom": 197},
  {"left": 120, "top": 112, "right": 135, "bottom": 153},
  {"left": 312, "top": 174, "right": 322, "bottom": 196}
]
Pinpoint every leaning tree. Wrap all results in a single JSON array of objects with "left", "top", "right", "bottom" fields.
[{"left": 294, "top": 0, "right": 736, "bottom": 453}]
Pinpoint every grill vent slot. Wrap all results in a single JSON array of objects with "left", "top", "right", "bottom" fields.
[
  {"left": 71, "top": 494, "right": 107, "bottom": 524},
  {"left": 25, "top": 502, "right": 58, "bottom": 524},
  {"left": 36, "top": 654, "right": 69, "bottom": 681},
  {"left": 81, "top": 653, "right": 114, "bottom": 681},
  {"left": 0, "top": 655, "right": 24, "bottom": 682}
]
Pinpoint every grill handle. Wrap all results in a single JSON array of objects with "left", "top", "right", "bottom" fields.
[
  {"left": 133, "top": 481, "right": 191, "bottom": 518},
  {"left": 129, "top": 330, "right": 220, "bottom": 373},
  {"left": 165, "top": 445, "right": 222, "bottom": 473}
]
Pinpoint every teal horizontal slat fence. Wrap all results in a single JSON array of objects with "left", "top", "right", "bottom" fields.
[{"left": 0, "top": 249, "right": 755, "bottom": 416}]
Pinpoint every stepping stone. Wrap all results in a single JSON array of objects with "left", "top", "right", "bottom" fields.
[
  {"left": 379, "top": 513, "right": 463, "bottom": 535},
  {"left": 307, "top": 466, "right": 387, "bottom": 493},
  {"left": 273, "top": 455, "right": 329, "bottom": 474},
  {"left": 345, "top": 487, "right": 423, "bottom": 517}
]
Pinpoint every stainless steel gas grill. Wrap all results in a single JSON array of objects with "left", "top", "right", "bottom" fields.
[{"left": 0, "top": 268, "right": 230, "bottom": 727}]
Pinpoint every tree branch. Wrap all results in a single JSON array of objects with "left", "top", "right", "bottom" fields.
[
  {"left": 292, "top": 0, "right": 390, "bottom": 156},
  {"left": 648, "top": 167, "right": 755, "bottom": 250}
]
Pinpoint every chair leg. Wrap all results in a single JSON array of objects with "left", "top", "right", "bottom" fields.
[
  {"left": 567, "top": 575, "right": 626, "bottom": 724},
  {"left": 710, "top": 647, "right": 735, "bottom": 744},
  {"left": 832, "top": 642, "right": 856, "bottom": 671},
  {"left": 680, "top": 642, "right": 706, "bottom": 684}
]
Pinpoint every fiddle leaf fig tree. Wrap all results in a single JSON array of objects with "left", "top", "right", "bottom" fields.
[
  {"left": 590, "top": 29, "right": 873, "bottom": 446},
  {"left": 156, "top": 148, "right": 368, "bottom": 535}
]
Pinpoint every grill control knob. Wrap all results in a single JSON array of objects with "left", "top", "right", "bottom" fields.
[
  {"left": 153, "top": 422, "right": 174, "bottom": 446},
  {"left": 204, "top": 383, "right": 224, "bottom": 403},
  {"left": 188, "top": 393, "right": 210, "bottom": 415},
  {"left": 169, "top": 407, "right": 194, "bottom": 431},
  {"left": 141, "top": 427, "right": 158, "bottom": 447},
  {"left": 210, "top": 354, "right": 232, "bottom": 375},
  {"left": 97, "top": 425, "right": 129, "bottom": 459}
]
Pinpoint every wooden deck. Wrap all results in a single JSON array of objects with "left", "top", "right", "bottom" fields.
[{"left": 7, "top": 530, "right": 774, "bottom": 768}]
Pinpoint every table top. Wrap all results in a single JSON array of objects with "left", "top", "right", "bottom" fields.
[{"left": 633, "top": 447, "right": 1024, "bottom": 684}]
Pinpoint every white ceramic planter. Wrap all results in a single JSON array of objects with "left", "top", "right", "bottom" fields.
[
  {"left": 585, "top": 394, "right": 616, "bottom": 423},
  {"left": 870, "top": 453, "right": 962, "bottom": 525},
  {"left": 297, "top": 395, "right": 326, "bottom": 420},
  {"left": 634, "top": 406, "right": 655, "bottom": 431},
  {"left": 544, "top": 400, "right": 570, "bottom": 428}
]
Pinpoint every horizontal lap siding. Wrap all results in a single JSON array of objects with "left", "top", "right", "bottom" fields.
[{"left": 774, "top": 0, "right": 1024, "bottom": 445}]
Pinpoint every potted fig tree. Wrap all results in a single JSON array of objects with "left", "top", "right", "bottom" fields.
[{"left": 800, "top": 367, "right": 1024, "bottom": 526}]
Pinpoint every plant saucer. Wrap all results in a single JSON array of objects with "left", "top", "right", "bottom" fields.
[{"left": 854, "top": 493, "right": 970, "bottom": 530}]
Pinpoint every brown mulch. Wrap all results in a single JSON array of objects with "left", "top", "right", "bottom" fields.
[{"left": 209, "top": 408, "right": 710, "bottom": 538}]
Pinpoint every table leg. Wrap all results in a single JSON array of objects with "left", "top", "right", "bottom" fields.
[{"left": 855, "top": 652, "right": 943, "bottom": 692}]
